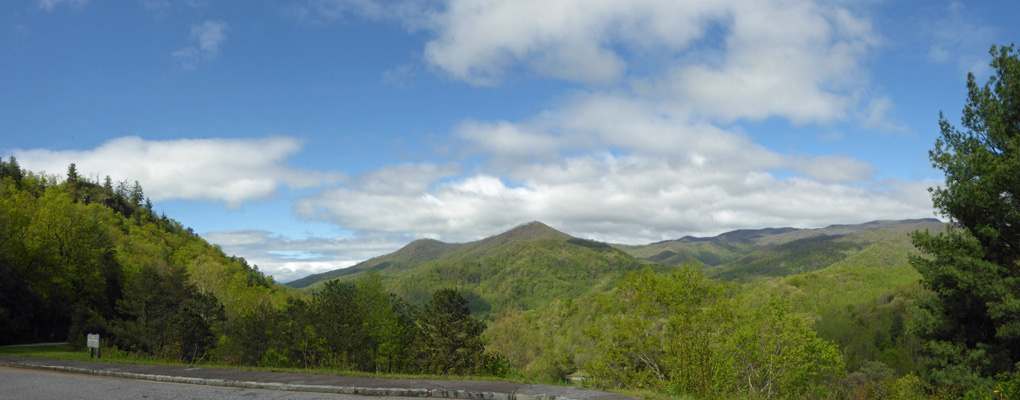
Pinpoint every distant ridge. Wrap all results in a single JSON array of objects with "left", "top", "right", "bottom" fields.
[
  {"left": 286, "top": 221, "right": 571, "bottom": 288},
  {"left": 619, "top": 218, "right": 945, "bottom": 281},
  {"left": 287, "top": 218, "right": 946, "bottom": 289}
]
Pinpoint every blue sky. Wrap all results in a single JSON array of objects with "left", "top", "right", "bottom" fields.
[{"left": 3, "top": 0, "right": 1017, "bottom": 282}]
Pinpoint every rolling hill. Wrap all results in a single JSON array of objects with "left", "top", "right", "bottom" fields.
[{"left": 618, "top": 218, "right": 945, "bottom": 282}]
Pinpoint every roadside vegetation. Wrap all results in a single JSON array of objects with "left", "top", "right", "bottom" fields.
[{"left": 2, "top": 44, "right": 1018, "bottom": 399}]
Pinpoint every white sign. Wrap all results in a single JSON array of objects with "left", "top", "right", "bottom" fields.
[{"left": 86, "top": 334, "right": 100, "bottom": 349}]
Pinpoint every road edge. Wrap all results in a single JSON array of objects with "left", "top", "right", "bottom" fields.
[{"left": 0, "top": 358, "right": 615, "bottom": 400}]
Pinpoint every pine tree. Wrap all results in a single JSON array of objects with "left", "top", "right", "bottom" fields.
[
  {"left": 66, "top": 163, "right": 80, "bottom": 183},
  {"left": 910, "top": 44, "right": 1020, "bottom": 385}
]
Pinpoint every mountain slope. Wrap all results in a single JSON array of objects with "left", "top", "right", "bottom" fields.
[
  {"left": 620, "top": 219, "right": 945, "bottom": 282},
  {"left": 291, "top": 222, "right": 655, "bottom": 318},
  {"left": 0, "top": 164, "right": 294, "bottom": 345},
  {"left": 286, "top": 238, "right": 463, "bottom": 288}
]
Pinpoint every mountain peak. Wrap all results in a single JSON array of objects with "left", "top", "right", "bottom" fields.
[{"left": 495, "top": 221, "right": 571, "bottom": 241}]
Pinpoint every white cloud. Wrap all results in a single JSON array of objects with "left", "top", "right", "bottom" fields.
[
  {"left": 421, "top": 0, "right": 878, "bottom": 125},
  {"left": 36, "top": 0, "right": 87, "bottom": 11},
  {"left": 861, "top": 96, "right": 907, "bottom": 132},
  {"left": 456, "top": 120, "right": 560, "bottom": 161},
  {"left": 12, "top": 136, "right": 342, "bottom": 208},
  {"left": 201, "top": 229, "right": 404, "bottom": 282},
  {"left": 287, "top": 0, "right": 890, "bottom": 128},
  {"left": 787, "top": 154, "right": 877, "bottom": 183},
  {"left": 295, "top": 153, "right": 935, "bottom": 245},
  {"left": 173, "top": 20, "right": 229, "bottom": 70}
]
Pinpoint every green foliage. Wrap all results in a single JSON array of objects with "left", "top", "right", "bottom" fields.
[
  {"left": 415, "top": 288, "right": 489, "bottom": 375},
  {"left": 0, "top": 163, "right": 287, "bottom": 356},
  {"left": 586, "top": 266, "right": 843, "bottom": 399},
  {"left": 219, "top": 274, "right": 495, "bottom": 377},
  {"left": 911, "top": 44, "right": 1020, "bottom": 386},
  {"left": 726, "top": 296, "right": 844, "bottom": 398},
  {"left": 485, "top": 298, "right": 593, "bottom": 383},
  {"left": 112, "top": 263, "right": 225, "bottom": 362}
]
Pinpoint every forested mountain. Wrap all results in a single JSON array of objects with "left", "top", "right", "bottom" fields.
[
  {"left": 292, "top": 219, "right": 944, "bottom": 294},
  {"left": 291, "top": 222, "right": 655, "bottom": 318},
  {"left": 618, "top": 218, "right": 945, "bottom": 281}
]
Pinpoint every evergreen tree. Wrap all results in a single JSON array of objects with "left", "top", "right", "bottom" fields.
[
  {"left": 66, "top": 163, "right": 80, "bottom": 183},
  {"left": 415, "top": 288, "right": 487, "bottom": 375},
  {"left": 1, "top": 156, "right": 24, "bottom": 186},
  {"left": 130, "top": 181, "right": 144, "bottom": 206},
  {"left": 911, "top": 44, "right": 1020, "bottom": 385}
]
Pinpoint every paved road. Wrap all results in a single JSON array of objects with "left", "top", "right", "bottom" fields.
[{"left": 0, "top": 366, "right": 424, "bottom": 400}]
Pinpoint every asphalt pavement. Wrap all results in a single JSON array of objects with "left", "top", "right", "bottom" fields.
[
  {"left": 1, "top": 366, "right": 425, "bottom": 400},
  {"left": 0, "top": 356, "right": 634, "bottom": 400}
]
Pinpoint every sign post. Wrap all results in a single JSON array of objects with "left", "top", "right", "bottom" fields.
[{"left": 86, "top": 334, "right": 100, "bottom": 359}]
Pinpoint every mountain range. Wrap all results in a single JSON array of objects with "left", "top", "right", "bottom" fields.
[{"left": 285, "top": 218, "right": 945, "bottom": 316}]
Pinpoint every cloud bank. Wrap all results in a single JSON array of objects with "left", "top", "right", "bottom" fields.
[{"left": 11, "top": 136, "right": 342, "bottom": 208}]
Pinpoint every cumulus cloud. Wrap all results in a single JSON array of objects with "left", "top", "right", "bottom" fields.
[
  {"left": 456, "top": 120, "right": 561, "bottom": 161},
  {"left": 422, "top": 0, "right": 878, "bottom": 124},
  {"left": 295, "top": 153, "right": 936, "bottom": 245},
  {"left": 12, "top": 136, "right": 342, "bottom": 208},
  {"left": 201, "top": 229, "right": 406, "bottom": 282},
  {"left": 173, "top": 20, "right": 229, "bottom": 70},
  {"left": 287, "top": 0, "right": 891, "bottom": 128}
]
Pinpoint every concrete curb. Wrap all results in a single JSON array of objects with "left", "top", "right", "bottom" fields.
[{"left": 0, "top": 359, "right": 626, "bottom": 400}]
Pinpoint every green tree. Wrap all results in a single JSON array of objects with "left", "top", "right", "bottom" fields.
[
  {"left": 415, "top": 288, "right": 488, "bottom": 375},
  {"left": 66, "top": 163, "right": 80, "bottom": 183},
  {"left": 113, "top": 263, "right": 222, "bottom": 362},
  {"left": 724, "top": 296, "right": 843, "bottom": 399},
  {"left": 586, "top": 266, "right": 725, "bottom": 393},
  {"left": 310, "top": 280, "right": 369, "bottom": 368},
  {"left": 911, "top": 44, "right": 1020, "bottom": 385},
  {"left": 130, "top": 181, "right": 144, "bottom": 206},
  {"left": 587, "top": 267, "right": 843, "bottom": 398},
  {"left": 1, "top": 157, "right": 24, "bottom": 187},
  {"left": 167, "top": 291, "right": 225, "bottom": 362}
]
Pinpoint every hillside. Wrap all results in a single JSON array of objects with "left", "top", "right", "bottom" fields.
[
  {"left": 619, "top": 218, "right": 944, "bottom": 282},
  {"left": 0, "top": 161, "right": 295, "bottom": 347},
  {"left": 286, "top": 238, "right": 463, "bottom": 288},
  {"left": 291, "top": 221, "right": 655, "bottom": 317}
]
